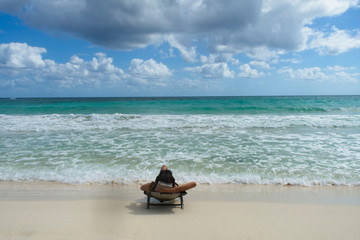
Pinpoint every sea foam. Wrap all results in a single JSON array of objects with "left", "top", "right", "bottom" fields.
[
  {"left": 1, "top": 113, "right": 359, "bottom": 132},
  {"left": 1, "top": 113, "right": 359, "bottom": 186}
]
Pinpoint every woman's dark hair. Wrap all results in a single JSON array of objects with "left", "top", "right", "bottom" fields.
[{"left": 155, "top": 169, "right": 176, "bottom": 187}]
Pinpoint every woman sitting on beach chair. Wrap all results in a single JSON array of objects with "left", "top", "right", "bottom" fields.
[
  {"left": 140, "top": 165, "right": 196, "bottom": 193},
  {"left": 140, "top": 165, "right": 196, "bottom": 209}
]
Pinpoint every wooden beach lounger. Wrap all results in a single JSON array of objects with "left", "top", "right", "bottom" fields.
[
  {"left": 144, "top": 191, "right": 187, "bottom": 209},
  {"left": 141, "top": 181, "right": 196, "bottom": 209}
]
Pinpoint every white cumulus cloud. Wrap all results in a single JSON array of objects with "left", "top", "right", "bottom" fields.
[
  {"left": 239, "top": 64, "right": 265, "bottom": 78},
  {"left": 0, "top": 42, "right": 46, "bottom": 69},
  {"left": 43, "top": 53, "right": 127, "bottom": 88},
  {"left": 279, "top": 67, "right": 326, "bottom": 80},
  {"left": 0, "top": 42, "right": 176, "bottom": 88},
  {"left": 309, "top": 26, "right": 360, "bottom": 55},
  {"left": 129, "top": 58, "right": 172, "bottom": 79},
  {"left": 184, "top": 63, "right": 235, "bottom": 78},
  {"left": 128, "top": 58, "right": 173, "bottom": 87},
  {"left": 278, "top": 66, "right": 359, "bottom": 82},
  {"left": 250, "top": 61, "right": 271, "bottom": 70}
]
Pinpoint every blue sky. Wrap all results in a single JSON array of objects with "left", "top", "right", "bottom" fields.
[{"left": 0, "top": 0, "right": 359, "bottom": 97}]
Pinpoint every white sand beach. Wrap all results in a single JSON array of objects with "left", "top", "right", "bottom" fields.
[{"left": 0, "top": 182, "right": 359, "bottom": 240}]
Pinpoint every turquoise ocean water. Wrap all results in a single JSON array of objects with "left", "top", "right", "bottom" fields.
[{"left": 0, "top": 96, "right": 359, "bottom": 186}]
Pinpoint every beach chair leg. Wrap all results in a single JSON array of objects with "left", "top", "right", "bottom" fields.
[
  {"left": 147, "top": 196, "right": 150, "bottom": 209},
  {"left": 180, "top": 195, "right": 184, "bottom": 209}
]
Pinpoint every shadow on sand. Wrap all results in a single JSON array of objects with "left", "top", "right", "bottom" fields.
[{"left": 126, "top": 198, "right": 183, "bottom": 215}]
